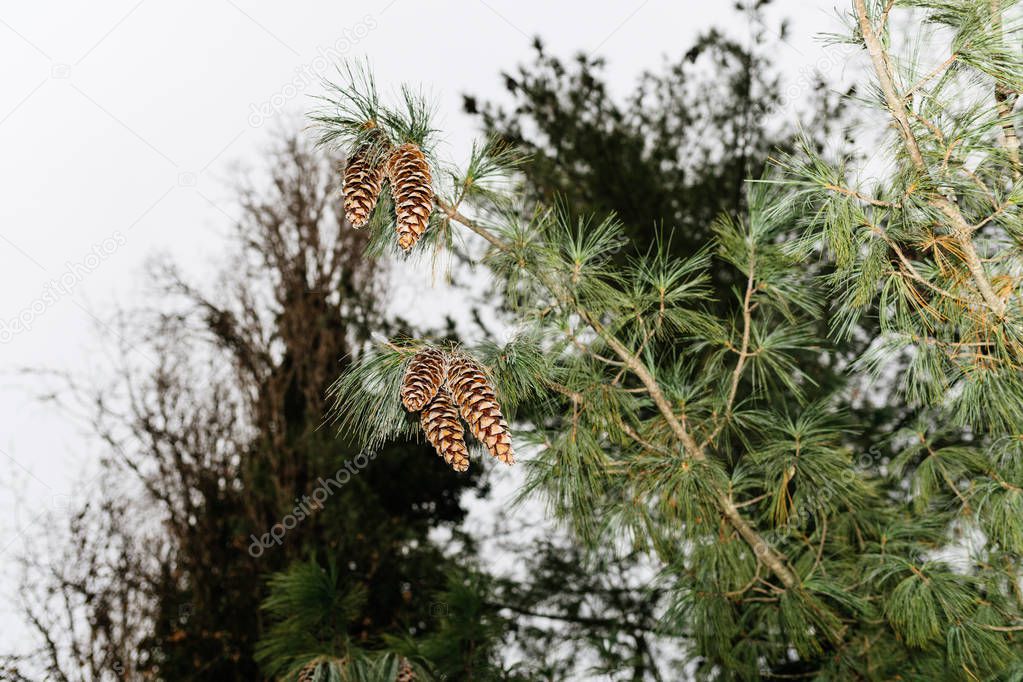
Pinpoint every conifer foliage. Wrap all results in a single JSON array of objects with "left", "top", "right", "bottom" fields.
[
  {"left": 255, "top": 559, "right": 427, "bottom": 681},
  {"left": 317, "top": 2, "right": 1023, "bottom": 678},
  {"left": 315, "top": 66, "right": 437, "bottom": 251}
]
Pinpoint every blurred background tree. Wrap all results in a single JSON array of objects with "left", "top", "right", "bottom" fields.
[
  {"left": 8, "top": 134, "right": 483, "bottom": 681},
  {"left": 463, "top": 1, "right": 852, "bottom": 269}
]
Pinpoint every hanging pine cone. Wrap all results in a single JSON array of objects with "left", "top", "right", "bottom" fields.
[
  {"left": 298, "top": 656, "right": 347, "bottom": 681},
  {"left": 395, "top": 657, "right": 417, "bottom": 682},
  {"left": 421, "top": 388, "right": 470, "bottom": 472},
  {"left": 386, "top": 143, "right": 433, "bottom": 251},
  {"left": 296, "top": 660, "right": 321, "bottom": 682},
  {"left": 400, "top": 347, "right": 446, "bottom": 412},
  {"left": 446, "top": 353, "right": 514, "bottom": 465},
  {"left": 342, "top": 147, "right": 386, "bottom": 228}
]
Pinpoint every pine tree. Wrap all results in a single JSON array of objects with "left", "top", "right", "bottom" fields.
[
  {"left": 255, "top": 560, "right": 434, "bottom": 681},
  {"left": 318, "top": 3, "right": 1023, "bottom": 675}
]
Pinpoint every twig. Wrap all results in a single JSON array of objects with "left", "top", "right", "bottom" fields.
[
  {"left": 704, "top": 259, "right": 757, "bottom": 447},
  {"left": 904, "top": 52, "right": 959, "bottom": 99},
  {"left": 979, "top": 623, "right": 1023, "bottom": 632},
  {"left": 723, "top": 563, "right": 762, "bottom": 599},
  {"left": 437, "top": 198, "right": 509, "bottom": 250},
  {"left": 806, "top": 517, "right": 828, "bottom": 582},
  {"left": 824, "top": 183, "right": 894, "bottom": 208},
  {"left": 879, "top": 0, "right": 896, "bottom": 29},
  {"left": 620, "top": 421, "right": 675, "bottom": 458},
  {"left": 734, "top": 492, "right": 769, "bottom": 509},
  {"left": 868, "top": 224, "right": 970, "bottom": 304},
  {"left": 991, "top": 0, "right": 1022, "bottom": 179}
]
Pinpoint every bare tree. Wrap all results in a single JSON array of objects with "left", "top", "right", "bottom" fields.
[{"left": 9, "top": 132, "right": 476, "bottom": 681}]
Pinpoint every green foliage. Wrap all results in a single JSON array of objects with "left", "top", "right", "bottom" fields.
[
  {"left": 327, "top": 343, "right": 414, "bottom": 451},
  {"left": 393, "top": 573, "right": 515, "bottom": 680},
  {"left": 255, "top": 559, "right": 365, "bottom": 679},
  {"left": 312, "top": 61, "right": 435, "bottom": 155},
  {"left": 305, "top": 1, "right": 1023, "bottom": 679}
]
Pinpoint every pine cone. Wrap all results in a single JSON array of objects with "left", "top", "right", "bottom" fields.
[
  {"left": 298, "top": 656, "right": 347, "bottom": 681},
  {"left": 421, "top": 389, "right": 470, "bottom": 472},
  {"left": 446, "top": 354, "right": 514, "bottom": 465},
  {"left": 400, "top": 347, "right": 446, "bottom": 412},
  {"left": 296, "top": 661, "right": 321, "bottom": 682},
  {"left": 342, "top": 147, "right": 386, "bottom": 228},
  {"left": 395, "top": 657, "right": 416, "bottom": 682},
  {"left": 386, "top": 143, "right": 433, "bottom": 251}
]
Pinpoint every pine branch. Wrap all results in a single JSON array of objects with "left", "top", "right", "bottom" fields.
[
  {"left": 903, "top": 52, "right": 960, "bottom": 99},
  {"left": 854, "top": 0, "right": 1009, "bottom": 318},
  {"left": 489, "top": 601, "right": 659, "bottom": 631},
  {"left": 705, "top": 252, "right": 757, "bottom": 447},
  {"left": 867, "top": 223, "right": 970, "bottom": 305},
  {"left": 824, "top": 183, "right": 895, "bottom": 208},
  {"left": 990, "top": 0, "right": 1022, "bottom": 179},
  {"left": 980, "top": 623, "right": 1023, "bottom": 632},
  {"left": 620, "top": 421, "right": 674, "bottom": 458},
  {"left": 437, "top": 198, "right": 509, "bottom": 250},
  {"left": 434, "top": 196, "right": 804, "bottom": 593}
]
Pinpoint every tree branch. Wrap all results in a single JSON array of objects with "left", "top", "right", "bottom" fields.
[
  {"left": 489, "top": 601, "right": 662, "bottom": 634},
  {"left": 435, "top": 196, "right": 803, "bottom": 592},
  {"left": 854, "top": 0, "right": 1008, "bottom": 318},
  {"left": 705, "top": 256, "right": 756, "bottom": 447},
  {"left": 991, "top": 0, "right": 1022, "bottom": 179},
  {"left": 867, "top": 224, "right": 970, "bottom": 305}
]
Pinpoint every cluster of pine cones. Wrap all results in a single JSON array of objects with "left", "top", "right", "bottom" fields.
[
  {"left": 401, "top": 347, "right": 514, "bottom": 472},
  {"left": 342, "top": 133, "right": 433, "bottom": 252}
]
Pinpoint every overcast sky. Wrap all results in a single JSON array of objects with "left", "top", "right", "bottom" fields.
[{"left": 0, "top": 0, "right": 849, "bottom": 655}]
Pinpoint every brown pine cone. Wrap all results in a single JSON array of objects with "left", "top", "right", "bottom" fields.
[
  {"left": 342, "top": 147, "right": 386, "bottom": 228},
  {"left": 296, "top": 660, "right": 320, "bottom": 682},
  {"left": 446, "top": 353, "right": 514, "bottom": 465},
  {"left": 298, "top": 657, "right": 346, "bottom": 681},
  {"left": 400, "top": 347, "right": 446, "bottom": 412},
  {"left": 386, "top": 143, "right": 433, "bottom": 251},
  {"left": 421, "top": 389, "right": 470, "bottom": 472},
  {"left": 395, "top": 657, "right": 417, "bottom": 682}
]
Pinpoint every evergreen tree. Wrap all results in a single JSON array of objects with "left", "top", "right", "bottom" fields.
[
  {"left": 313, "top": 1, "right": 1023, "bottom": 678},
  {"left": 453, "top": 12, "right": 867, "bottom": 678},
  {"left": 462, "top": 1, "right": 852, "bottom": 268}
]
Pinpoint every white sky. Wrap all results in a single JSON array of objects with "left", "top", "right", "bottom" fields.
[{"left": 0, "top": 0, "right": 849, "bottom": 659}]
